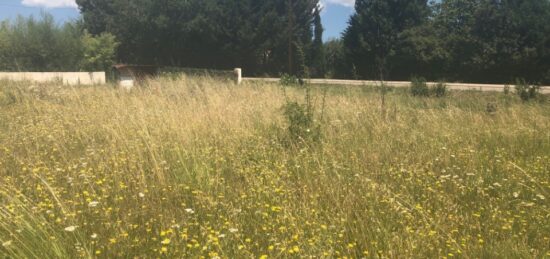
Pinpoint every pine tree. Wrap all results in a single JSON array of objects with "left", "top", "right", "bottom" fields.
[
  {"left": 342, "top": 0, "right": 429, "bottom": 80},
  {"left": 310, "top": 6, "right": 325, "bottom": 77}
]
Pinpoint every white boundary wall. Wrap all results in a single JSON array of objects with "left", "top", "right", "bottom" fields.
[
  {"left": 0, "top": 72, "right": 106, "bottom": 85},
  {"left": 243, "top": 77, "right": 550, "bottom": 94}
]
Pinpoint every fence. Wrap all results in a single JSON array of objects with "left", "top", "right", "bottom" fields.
[{"left": 0, "top": 72, "right": 106, "bottom": 85}]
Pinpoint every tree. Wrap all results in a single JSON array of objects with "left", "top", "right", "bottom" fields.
[
  {"left": 473, "top": 0, "right": 550, "bottom": 84},
  {"left": 76, "top": 0, "right": 321, "bottom": 76},
  {"left": 310, "top": 6, "right": 325, "bottom": 77},
  {"left": 0, "top": 14, "right": 123, "bottom": 72},
  {"left": 0, "top": 14, "right": 84, "bottom": 72},
  {"left": 0, "top": 22, "right": 9, "bottom": 70},
  {"left": 80, "top": 32, "right": 119, "bottom": 71},
  {"left": 323, "top": 38, "right": 346, "bottom": 79},
  {"left": 431, "top": 0, "right": 550, "bottom": 84},
  {"left": 343, "top": 0, "right": 430, "bottom": 80}
]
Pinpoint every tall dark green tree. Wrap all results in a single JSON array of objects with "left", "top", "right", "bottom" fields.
[
  {"left": 310, "top": 6, "right": 325, "bottom": 77},
  {"left": 430, "top": 0, "right": 550, "bottom": 83},
  {"left": 474, "top": 0, "right": 550, "bottom": 83},
  {"left": 76, "top": 0, "right": 320, "bottom": 76},
  {"left": 343, "top": 0, "right": 430, "bottom": 80},
  {"left": 323, "top": 38, "right": 346, "bottom": 79},
  {"left": 431, "top": 0, "right": 484, "bottom": 82}
]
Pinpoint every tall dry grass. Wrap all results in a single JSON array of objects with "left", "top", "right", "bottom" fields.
[{"left": 0, "top": 77, "right": 549, "bottom": 258}]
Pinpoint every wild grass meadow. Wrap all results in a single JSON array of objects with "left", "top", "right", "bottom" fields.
[{"left": 0, "top": 77, "right": 549, "bottom": 258}]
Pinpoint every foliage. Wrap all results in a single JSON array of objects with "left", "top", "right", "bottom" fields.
[
  {"left": 410, "top": 77, "right": 430, "bottom": 96},
  {"left": 323, "top": 38, "right": 346, "bottom": 79},
  {"left": 432, "top": 82, "right": 447, "bottom": 97},
  {"left": 80, "top": 32, "right": 119, "bottom": 71},
  {"left": 309, "top": 6, "right": 325, "bottom": 78},
  {"left": 280, "top": 73, "right": 299, "bottom": 86},
  {"left": 411, "top": 78, "right": 448, "bottom": 97},
  {"left": 343, "top": 0, "right": 430, "bottom": 80},
  {"left": 0, "top": 14, "right": 83, "bottom": 72},
  {"left": 341, "top": 0, "right": 550, "bottom": 84},
  {"left": 282, "top": 85, "right": 322, "bottom": 145},
  {"left": 294, "top": 41, "right": 309, "bottom": 79},
  {"left": 515, "top": 78, "right": 541, "bottom": 102},
  {"left": 0, "top": 14, "right": 119, "bottom": 72},
  {"left": 2, "top": 1, "right": 546, "bottom": 84},
  {"left": 76, "top": 0, "right": 322, "bottom": 76}
]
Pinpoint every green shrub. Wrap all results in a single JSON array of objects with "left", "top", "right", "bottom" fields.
[
  {"left": 515, "top": 79, "right": 540, "bottom": 102},
  {"left": 410, "top": 78, "right": 447, "bottom": 98},
  {"left": 432, "top": 82, "right": 447, "bottom": 97},
  {"left": 410, "top": 77, "right": 429, "bottom": 96},
  {"left": 282, "top": 86, "right": 323, "bottom": 145},
  {"left": 280, "top": 73, "right": 299, "bottom": 86}
]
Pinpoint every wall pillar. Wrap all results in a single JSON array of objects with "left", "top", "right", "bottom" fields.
[{"left": 234, "top": 68, "right": 242, "bottom": 84}]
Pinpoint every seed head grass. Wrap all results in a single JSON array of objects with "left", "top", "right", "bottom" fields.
[{"left": 0, "top": 77, "right": 549, "bottom": 258}]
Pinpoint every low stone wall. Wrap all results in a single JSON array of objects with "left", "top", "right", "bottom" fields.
[
  {"left": 0, "top": 72, "right": 106, "bottom": 85},
  {"left": 243, "top": 78, "right": 550, "bottom": 94}
]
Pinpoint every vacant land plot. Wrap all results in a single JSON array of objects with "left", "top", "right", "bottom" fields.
[{"left": 0, "top": 78, "right": 549, "bottom": 258}]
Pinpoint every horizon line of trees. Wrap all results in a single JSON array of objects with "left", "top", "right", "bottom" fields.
[
  {"left": 0, "top": 14, "right": 118, "bottom": 72},
  {"left": 76, "top": 0, "right": 323, "bottom": 77},
  {"left": 1, "top": 0, "right": 549, "bottom": 85},
  {"left": 335, "top": 0, "right": 550, "bottom": 84}
]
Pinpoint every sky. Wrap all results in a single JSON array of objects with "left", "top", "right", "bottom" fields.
[{"left": 0, "top": 0, "right": 354, "bottom": 40}]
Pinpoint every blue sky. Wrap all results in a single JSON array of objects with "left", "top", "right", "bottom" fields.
[{"left": 0, "top": 0, "right": 354, "bottom": 40}]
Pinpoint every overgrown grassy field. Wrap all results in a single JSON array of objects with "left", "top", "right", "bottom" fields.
[{"left": 0, "top": 78, "right": 549, "bottom": 258}]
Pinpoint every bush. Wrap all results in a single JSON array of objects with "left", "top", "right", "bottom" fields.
[
  {"left": 280, "top": 73, "right": 299, "bottom": 86},
  {"left": 283, "top": 102, "right": 320, "bottom": 144},
  {"left": 410, "top": 77, "right": 429, "bottom": 96},
  {"left": 282, "top": 86, "right": 323, "bottom": 145},
  {"left": 410, "top": 78, "right": 447, "bottom": 98},
  {"left": 515, "top": 79, "right": 540, "bottom": 102},
  {"left": 432, "top": 82, "right": 447, "bottom": 97}
]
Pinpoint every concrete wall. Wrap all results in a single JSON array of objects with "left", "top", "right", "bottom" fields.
[
  {"left": 243, "top": 77, "right": 550, "bottom": 94},
  {"left": 0, "top": 72, "right": 106, "bottom": 85}
]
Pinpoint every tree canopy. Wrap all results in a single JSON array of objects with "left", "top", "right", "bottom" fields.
[
  {"left": 342, "top": 0, "right": 550, "bottom": 84},
  {"left": 0, "top": 14, "right": 118, "bottom": 72},
  {"left": 1, "top": 0, "right": 549, "bottom": 84},
  {"left": 76, "top": 0, "right": 320, "bottom": 76}
]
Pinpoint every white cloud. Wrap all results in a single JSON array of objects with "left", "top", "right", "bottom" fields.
[
  {"left": 323, "top": 0, "right": 355, "bottom": 8},
  {"left": 21, "top": 0, "right": 77, "bottom": 8}
]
